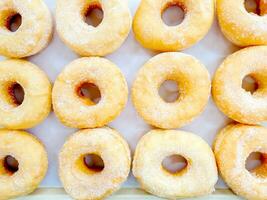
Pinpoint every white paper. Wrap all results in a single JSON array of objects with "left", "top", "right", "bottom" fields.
[{"left": 0, "top": 0, "right": 247, "bottom": 189}]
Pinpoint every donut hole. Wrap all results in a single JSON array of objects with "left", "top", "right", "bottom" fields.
[
  {"left": 77, "top": 82, "right": 101, "bottom": 105},
  {"left": 8, "top": 83, "right": 25, "bottom": 106},
  {"left": 1, "top": 155, "right": 19, "bottom": 175},
  {"left": 6, "top": 13, "right": 22, "bottom": 32},
  {"left": 162, "top": 2, "right": 185, "bottom": 26},
  {"left": 246, "top": 152, "right": 267, "bottom": 177},
  {"left": 159, "top": 80, "right": 180, "bottom": 103},
  {"left": 83, "top": 3, "right": 103, "bottom": 27},
  {"left": 76, "top": 153, "right": 104, "bottom": 174},
  {"left": 83, "top": 154, "right": 104, "bottom": 173},
  {"left": 244, "top": 0, "right": 266, "bottom": 16},
  {"left": 242, "top": 75, "right": 259, "bottom": 94},
  {"left": 162, "top": 155, "right": 188, "bottom": 175}
]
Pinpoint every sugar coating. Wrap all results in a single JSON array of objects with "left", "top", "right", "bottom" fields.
[
  {"left": 133, "top": 129, "right": 218, "bottom": 199},
  {"left": 217, "top": 0, "right": 267, "bottom": 46},
  {"left": 212, "top": 46, "right": 267, "bottom": 124},
  {"left": 0, "top": 59, "right": 51, "bottom": 129},
  {"left": 133, "top": 0, "right": 214, "bottom": 51},
  {"left": 0, "top": 130, "right": 48, "bottom": 199},
  {"left": 0, "top": 0, "right": 53, "bottom": 58},
  {"left": 52, "top": 57, "right": 128, "bottom": 129},
  {"left": 214, "top": 124, "right": 267, "bottom": 200},
  {"left": 59, "top": 127, "right": 131, "bottom": 200},
  {"left": 132, "top": 52, "right": 211, "bottom": 129},
  {"left": 56, "top": 0, "right": 132, "bottom": 56}
]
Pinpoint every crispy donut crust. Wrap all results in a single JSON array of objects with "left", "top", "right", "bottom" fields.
[
  {"left": 132, "top": 52, "right": 211, "bottom": 129},
  {"left": 52, "top": 57, "right": 128, "bottom": 129},
  {"left": 217, "top": 0, "right": 267, "bottom": 47},
  {"left": 212, "top": 46, "right": 267, "bottom": 124},
  {"left": 59, "top": 127, "right": 131, "bottom": 200},
  {"left": 56, "top": 0, "right": 132, "bottom": 56},
  {"left": 0, "top": 0, "right": 53, "bottom": 58},
  {"left": 133, "top": 129, "right": 218, "bottom": 199},
  {"left": 214, "top": 124, "right": 267, "bottom": 200},
  {"left": 0, "top": 59, "right": 51, "bottom": 129},
  {"left": 133, "top": 0, "right": 214, "bottom": 51},
  {"left": 0, "top": 130, "right": 48, "bottom": 200}
]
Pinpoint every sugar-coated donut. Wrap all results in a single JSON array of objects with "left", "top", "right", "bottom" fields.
[
  {"left": 59, "top": 127, "right": 131, "bottom": 200},
  {"left": 0, "top": 59, "right": 51, "bottom": 130},
  {"left": 133, "top": 0, "right": 214, "bottom": 51},
  {"left": 56, "top": 0, "right": 132, "bottom": 56},
  {"left": 214, "top": 124, "right": 267, "bottom": 200},
  {"left": 52, "top": 57, "right": 128, "bottom": 129},
  {"left": 0, "top": 130, "right": 48, "bottom": 199},
  {"left": 217, "top": 0, "right": 267, "bottom": 46},
  {"left": 213, "top": 46, "right": 267, "bottom": 124},
  {"left": 132, "top": 52, "right": 211, "bottom": 129},
  {"left": 0, "top": 0, "right": 53, "bottom": 58},
  {"left": 213, "top": 123, "right": 236, "bottom": 156},
  {"left": 133, "top": 129, "right": 218, "bottom": 199}
]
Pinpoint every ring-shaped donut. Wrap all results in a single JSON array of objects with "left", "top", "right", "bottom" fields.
[
  {"left": 217, "top": 0, "right": 267, "bottom": 46},
  {"left": 133, "top": 0, "right": 214, "bottom": 51},
  {"left": 212, "top": 46, "right": 267, "bottom": 124},
  {"left": 0, "top": 59, "right": 51, "bottom": 129},
  {"left": 214, "top": 124, "right": 267, "bottom": 200},
  {"left": 0, "top": 0, "right": 52, "bottom": 58},
  {"left": 133, "top": 129, "right": 218, "bottom": 199},
  {"left": 52, "top": 57, "right": 128, "bottom": 129},
  {"left": 56, "top": 0, "right": 132, "bottom": 56},
  {"left": 59, "top": 127, "right": 131, "bottom": 200},
  {"left": 0, "top": 130, "right": 48, "bottom": 199},
  {"left": 132, "top": 52, "right": 211, "bottom": 129}
]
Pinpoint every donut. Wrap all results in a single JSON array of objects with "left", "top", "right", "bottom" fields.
[
  {"left": 260, "top": 0, "right": 267, "bottom": 15},
  {"left": 133, "top": 0, "right": 214, "bottom": 51},
  {"left": 52, "top": 57, "right": 128, "bottom": 129},
  {"left": 133, "top": 129, "right": 218, "bottom": 199},
  {"left": 0, "top": 130, "right": 48, "bottom": 199},
  {"left": 214, "top": 124, "right": 267, "bottom": 200},
  {"left": 59, "top": 127, "right": 131, "bottom": 200},
  {"left": 0, "top": 59, "right": 51, "bottom": 129},
  {"left": 132, "top": 52, "right": 211, "bottom": 129},
  {"left": 56, "top": 0, "right": 132, "bottom": 56},
  {"left": 213, "top": 123, "right": 236, "bottom": 156},
  {"left": 217, "top": 0, "right": 267, "bottom": 46},
  {"left": 0, "top": 0, "right": 53, "bottom": 58},
  {"left": 212, "top": 46, "right": 267, "bottom": 124}
]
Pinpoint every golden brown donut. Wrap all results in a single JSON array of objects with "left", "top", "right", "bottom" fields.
[
  {"left": 217, "top": 0, "right": 267, "bottom": 46},
  {"left": 214, "top": 124, "right": 267, "bottom": 200},
  {"left": 132, "top": 52, "right": 211, "bottom": 129},
  {"left": 0, "top": 0, "right": 53, "bottom": 58},
  {"left": 56, "top": 0, "right": 132, "bottom": 56},
  {"left": 213, "top": 123, "right": 236, "bottom": 156},
  {"left": 0, "top": 130, "right": 48, "bottom": 199},
  {"left": 52, "top": 57, "right": 128, "bottom": 129},
  {"left": 213, "top": 46, "right": 267, "bottom": 124},
  {"left": 133, "top": 0, "right": 214, "bottom": 51},
  {"left": 59, "top": 127, "right": 131, "bottom": 200},
  {"left": 0, "top": 59, "right": 51, "bottom": 130},
  {"left": 133, "top": 129, "right": 218, "bottom": 199}
]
